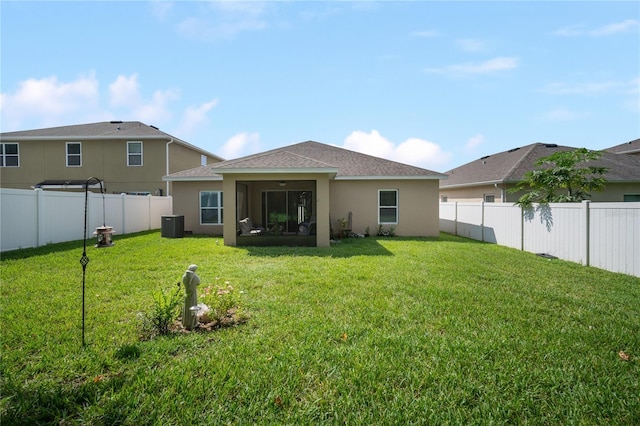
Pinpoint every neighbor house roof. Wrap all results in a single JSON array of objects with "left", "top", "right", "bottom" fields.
[
  {"left": 164, "top": 141, "right": 447, "bottom": 181},
  {"left": 441, "top": 142, "right": 640, "bottom": 189},
  {"left": 604, "top": 138, "right": 640, "bottom": 155},
  {"left": 0, "top": 121, "right": 223, "bottom": 161}
]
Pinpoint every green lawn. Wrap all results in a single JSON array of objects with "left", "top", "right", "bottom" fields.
[{"left": 1, "top": 231, "right": 639, "bottom": 425}]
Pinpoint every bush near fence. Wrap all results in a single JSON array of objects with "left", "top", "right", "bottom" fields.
[
  {"left": 440, "top": 201, "right": 640, "bottom": 277},
  {"left": 0, "top": 188, "right": 172, "bottom": 252}
]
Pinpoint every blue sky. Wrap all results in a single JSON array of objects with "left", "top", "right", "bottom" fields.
[{"left": 1, "top": 1, "right": 638, "bottom": 172}]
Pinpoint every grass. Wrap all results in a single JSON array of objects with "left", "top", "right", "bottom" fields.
[{"left": 1, "top": 231, "right": 639, "bottom": 425}]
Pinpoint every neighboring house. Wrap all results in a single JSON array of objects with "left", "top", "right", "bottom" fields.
[
  {"left": 604, "top": 138, "right": 640, "bottom": 156},
  {"left": 0, "top": 121, "right": 223, "bottom": 195},
  {"left": 164, "top": 141, "right": 447, "bottom": 247},
  {"left": 439, "top": 142, "right": 640, "bottom": 203}
]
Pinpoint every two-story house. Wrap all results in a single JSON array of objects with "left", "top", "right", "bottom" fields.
[{"left": 0, "top": 121, "right": 223, "bottom": 195}]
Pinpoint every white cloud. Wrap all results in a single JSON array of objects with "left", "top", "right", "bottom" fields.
[
  {"left": 219, "top": 132, "right": 261, "bottom": 159},
  {"left": 1, "top": 73, "right": 218, "bottom": 136},
  {"left": 412, "top": 29, "right": 439, "bottom": 38},
  {"left": 342, "top": 130, "right": 451, "bottom": 171},
  {"left": 131, "top": 88, "right": 180, "bottom": 124},
  {"left": 536, "top": 108, "right": 590, "bottom": 122},
  {"left": 175, "top": 99, "right": 219, "bottom": 138},
  {"left": 464, "top": 134, "right": 484, "bottom": 152},
  {"left": 109, "top": 74, "right": 141, "bottom": 107},
  {"left": 108, "top": 73, "right": 179, "bottom": 123},
  {"left": 425, "top": 56, "right": 519, "bottom": 76},
  {"left": 554, "top": 19, "right": 639, "bottom": 37},
  {"left": 176, "top": 1, "right": 268, "bottom": 41},
  {"left": 0, "top": 73, "right": 99, "bottom": 130},
  {"left": 456, "top": 38, "right": 486, "bottom": 53},
  {"left": 151, "top": 0, "right": 173, "bottom": 21},
  {"left": 592, "top": 19, "right": 638, "bottom": 36},
  {"left": 541, "top": 77, "right": 640, "bottom": 98}
]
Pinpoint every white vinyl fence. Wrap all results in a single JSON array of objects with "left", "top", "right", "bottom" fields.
[
  {"left": 440, "top": 201, "right": 640, "bottom": 277},
  {"left": 0, "top": 188, "right": 173, "bottom": 252}
]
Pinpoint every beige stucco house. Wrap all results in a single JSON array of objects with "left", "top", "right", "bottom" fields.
[
  {"left": 440, "top": 142, "right": 640, "bottom": 203},
  {"left": 0, "top": 121, "right": 222, "bottom": 195},
  {"left": 164, "top": 141, "right": 447, "bottom": 247}
]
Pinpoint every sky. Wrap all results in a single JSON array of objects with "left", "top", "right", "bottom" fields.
[{"left": 1, "top": 1, "right": 638, "bottom": 172}]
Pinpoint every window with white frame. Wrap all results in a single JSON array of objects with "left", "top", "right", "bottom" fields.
[
  {"left": 484, "top": 194, "right": 495, "bottom": 203},
  {"left": 200, "top": 191, "right": 223, "bottom": 225},
  {"left": 66, "top": 142, "right": 82, "bottom": 167},
  {"left": 0, "top": 143, "right": 19, "bottom": 167},
  {"left": 378, "top": 189, "right": 398, "bottom": 224},
  {"left": 623, "top": 194, "right": 640, "bottom": 202},
  {"left": 127, "top": 141, "right": 143, "bottom": 166}
]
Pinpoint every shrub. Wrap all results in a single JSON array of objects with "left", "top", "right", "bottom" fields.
[
  {"left": 137, "top": 284, "right": 183, "bottom": 340},
  {"left": 199, "top": 280, "right": 248, "bottom": 328}
]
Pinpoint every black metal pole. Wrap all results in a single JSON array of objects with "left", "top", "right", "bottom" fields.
[{"left": 80, "top": 177, "right": 104, "bottom": 347}]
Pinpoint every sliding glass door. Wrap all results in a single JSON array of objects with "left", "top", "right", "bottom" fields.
[{"left": 262, "top": 190, "right": 312, "bottom": 233}]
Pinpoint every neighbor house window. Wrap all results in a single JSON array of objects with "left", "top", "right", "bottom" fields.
[
  {"left": 200, "top": 191, "right": 223, "bottom": 225},
  {"left": 484, "top": 194, "right": 495, "bottom": 203},
  {"left": 441, "top": 196, "right": 448, "bottom": 202},
  {"left": 0, "top": 143, "right": 19, "bottom": 167},
  {"left": 378, "top": 189, "right": 398, "bottom": 224},
  {"left": 66, "top": 142, "right": 82, "bottom": 167},
  {"left": 623, "top": 194, "right": 640, "bottom": 202},
  {"left": 127, "top": 141, "right": 143, "bottom": 166}
]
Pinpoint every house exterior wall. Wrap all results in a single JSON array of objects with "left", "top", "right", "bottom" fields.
[
  {"left": 172, "top": 173, "right": 330, "bottom": 247},
  {"left": 330, "top": 179, "right": 440, "bottom": 237},
  {"left": 0, "top": 137, "right": 217, "bottom": 195},
  {"left": 439, "top": 184, "right": 505, "bottom": 203},
  {"left": 171, "top": 180, "right": 224, "bottom": 236},
  {"left": 168, "top": 142, "right": 219, "bottom": 173}
]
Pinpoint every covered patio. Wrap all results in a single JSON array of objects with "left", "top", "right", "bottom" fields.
[
  {"left": 220, "top": 172, "right": 333, "bottom": 248},
  {"left": 234, "top": 179, "right": 318, "bottom": 247}
]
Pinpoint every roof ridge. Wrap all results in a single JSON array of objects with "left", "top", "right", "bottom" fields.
[
  {"left": 502, "top": 143, "right": 543, "bottom": 181},
  {"left": 280, "top": 149, "right": 336, "bottom": 168}
]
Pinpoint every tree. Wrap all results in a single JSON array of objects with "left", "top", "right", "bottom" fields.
[{"left": 510, "top": 148, "right": 608, "bottom": 208}]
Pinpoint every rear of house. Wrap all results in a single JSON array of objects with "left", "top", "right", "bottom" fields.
[{"left": 165, "top": 141, "right": 446, "bottom": 247}]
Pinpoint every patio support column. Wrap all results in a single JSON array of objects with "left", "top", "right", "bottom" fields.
[
  {"left": 222, "top": 175, "right": 238, "bottom": 246},
  {"left": 315, "top": 175, "right": 331, "bottom": 247}
]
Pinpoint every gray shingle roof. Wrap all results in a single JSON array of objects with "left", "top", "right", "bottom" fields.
[
  {"left": 0, "top": 121, "right": 223, "bottom": 160},
  {"left": 165, "top": 141, "right": 447, "bottom": 180},
  {"left": 441, "top": 142, "right": 640, "bottom": 188},
  {"left": 604, "top": 138, "right": 640, "bottom": 155}
]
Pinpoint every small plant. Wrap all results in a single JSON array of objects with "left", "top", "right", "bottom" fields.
[
  {"left": 376, "top": 225, "right": 396, "bottom": 237},
  {"left": 337, "top": 217, "right": 347, "bottom": 229},
  {"left": 137, "top": 284, "right": 183, "bottom": 340},
  {"left": 199, "top": 280, "right": 249, "bottom": 328}
]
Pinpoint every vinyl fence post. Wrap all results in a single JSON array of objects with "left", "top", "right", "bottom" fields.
[
  {"left": 121, "top": 193, "right": 127, "bottom": 235},
  {"left": 454, "top": 202, "right": 458, "bottom": 236},
  {"left": 582, "top": 200, "right": 590, "bottom": 266},
  {"left": 36, "top": 188, "right": 44, "bottom": 248},
  {"left": 480, "top": 201, "right": 485, "bottom": 242},
  {"left": 148, "top": 194, "right": 153, "bottom": 231},
  {"left": 520, "top": 204, "right": 525, "bottom": 252}
]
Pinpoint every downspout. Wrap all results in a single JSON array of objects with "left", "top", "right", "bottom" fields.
[{"left": 165, "top": 138, "right": 174, "bottom": 196}]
